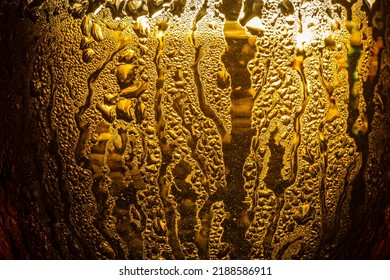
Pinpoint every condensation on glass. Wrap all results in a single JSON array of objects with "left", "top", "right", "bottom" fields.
[{"left": 0, "top": 0, "right": 389, "bottom": 259}]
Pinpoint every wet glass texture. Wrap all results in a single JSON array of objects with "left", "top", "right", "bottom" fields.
[{"left": 0, "top": 0, "right": 389, "bottom": 259}]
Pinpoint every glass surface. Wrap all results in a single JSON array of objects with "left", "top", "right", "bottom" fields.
[{"left": 0, "top": 0, "right": 389, "bottom": 259}]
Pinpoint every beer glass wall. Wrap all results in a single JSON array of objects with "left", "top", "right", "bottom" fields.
[{"left": 0, "top": 0, "right": 389, "bottom": 259}]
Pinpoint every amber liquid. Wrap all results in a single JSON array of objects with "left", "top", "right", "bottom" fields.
[{"left": 0, "top": 0, "right": 389, "bottom": 259}]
